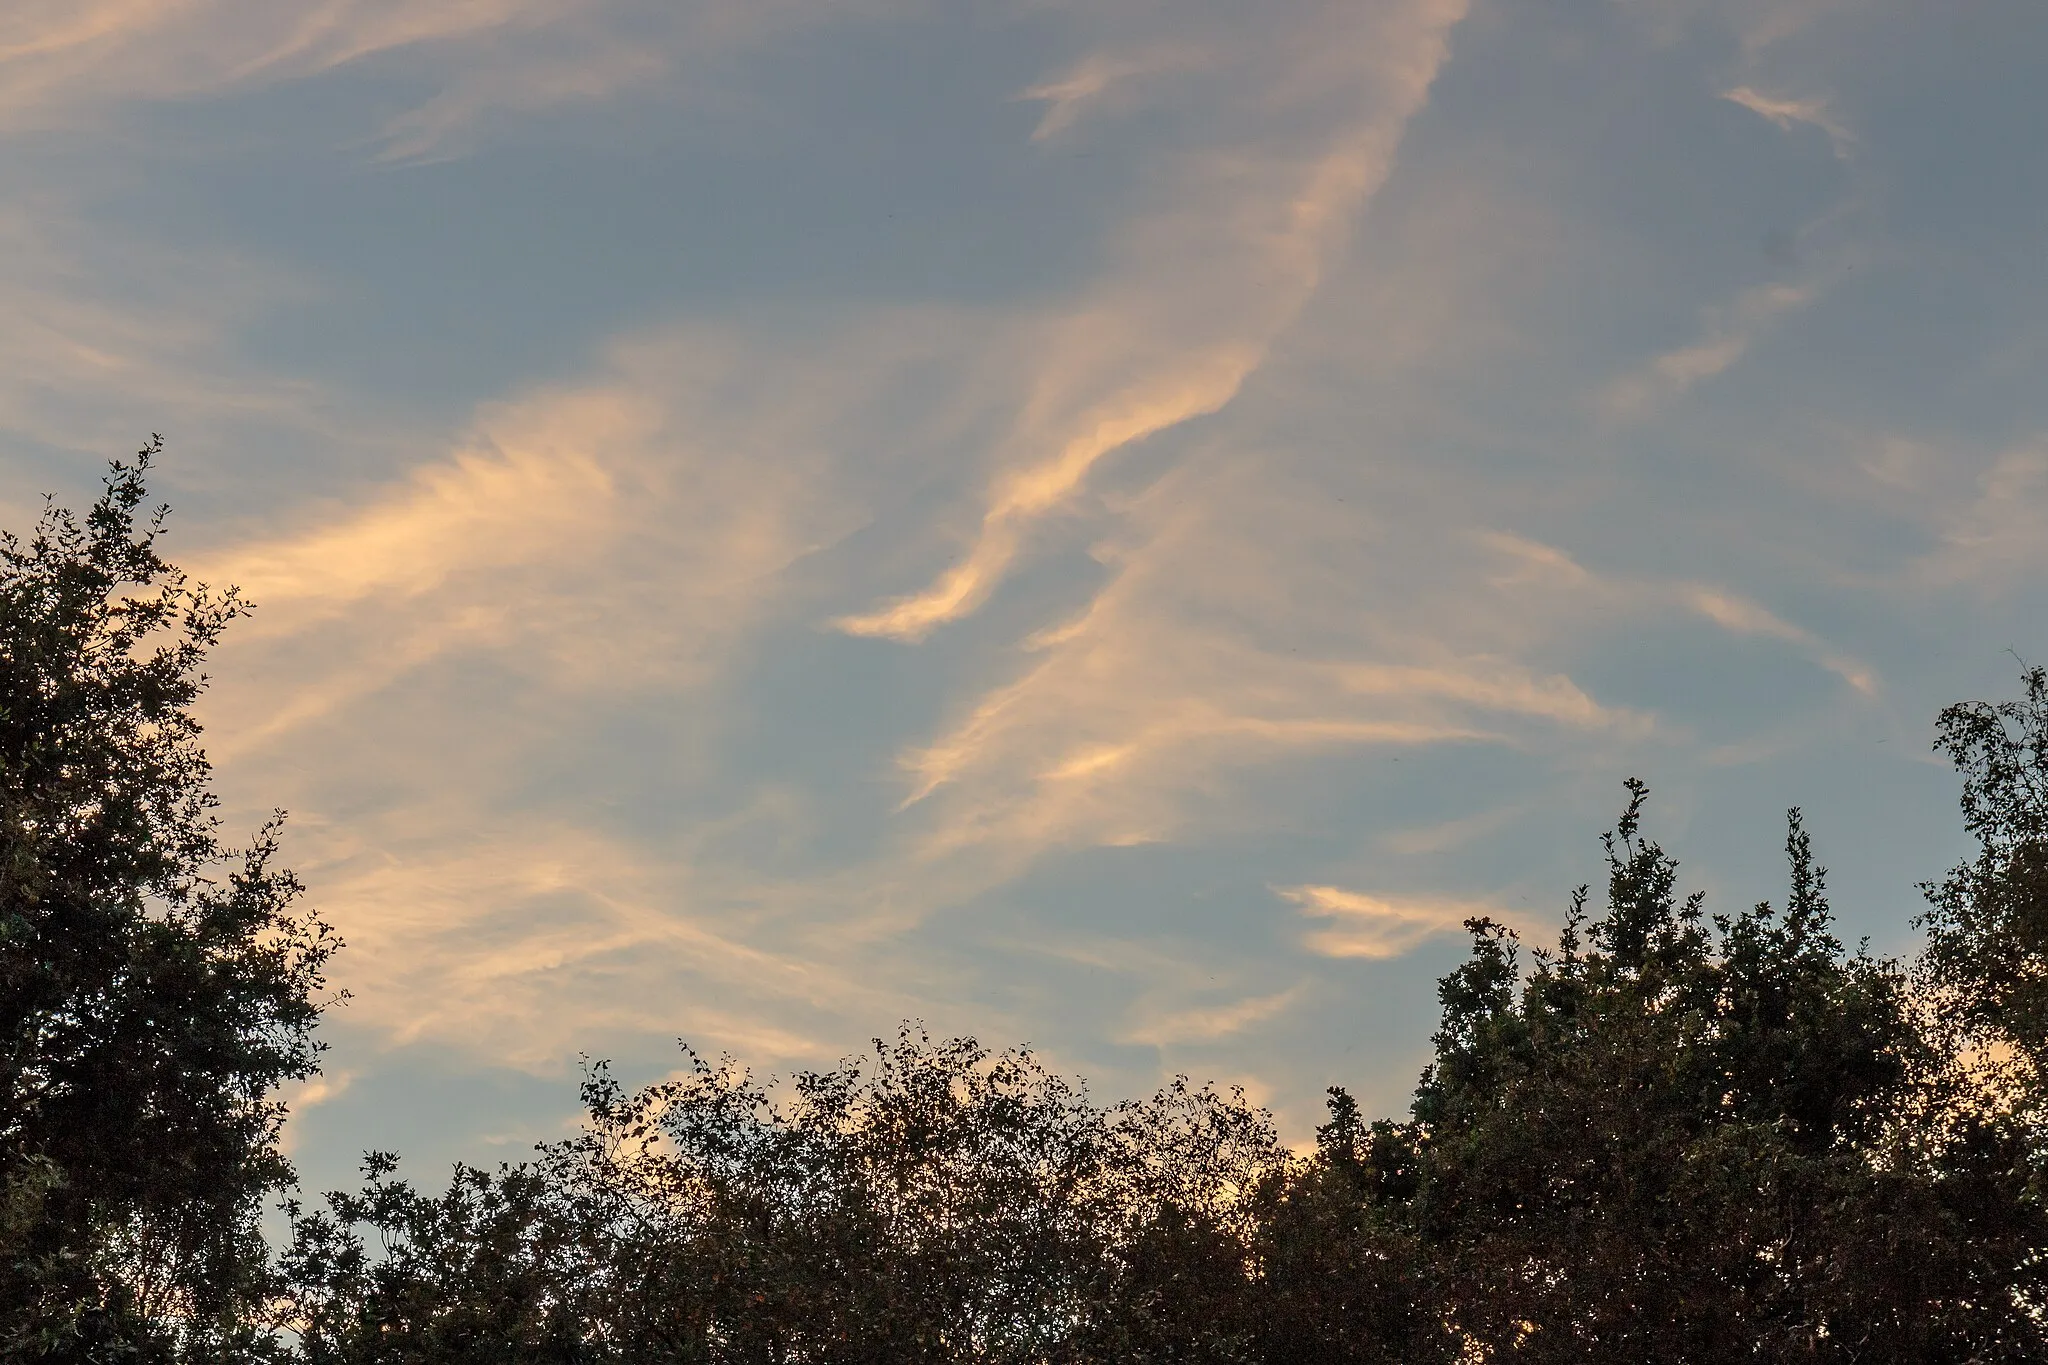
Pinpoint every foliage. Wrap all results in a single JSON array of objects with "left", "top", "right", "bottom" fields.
[
  {"left": 0, "top": 445, "right": 339, "bottom": 1358},
  {"left": 1411, "top": 783, "right": 2048, "bottom": 1360},
  {"left": 285, "top": 1029, "right": 1319, "bottom": 1363}
]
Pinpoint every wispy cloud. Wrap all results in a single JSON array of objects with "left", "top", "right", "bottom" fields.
[
  {"left": 885, "top": 453, "right": 1639, "bottom": 885},
  {"left": 1281, "top": 885, "right": 1517, "bottom": 960},
  {"left": 0, "top": 200, "right": 329, "bottom": 460},
  {"left": 837, "top": 0, "right": 1472, "bottom": 642},
  {"left": 1339, "top": 662, "right": 1620, "bottom": 727},
  {"left": 8, "top": 0, "right": 2023, "bottom": 1159},
  {"left": 1120, "top": 984, "right": 1308, "bottom": 1047},
  {"left": 1601, "top": 280, "right": 1819, "bottom": 420},
  {"left": 189, "top": 315, "right": 999, "bottom": 1065},
  {"left": 0, "top": 0, "right": 919, "bottom": 158},
  {"left": 1916, "top": 442, "right": 2048, "bottom": 593},
  {"left": 211, "top": 407, "right": 624, "bottom": 624},
  {"left": 1021, "top": 44, "right": 1208, "bottom": 143},
  {"left": 276, "top": 1068, "right": 357, "bottom": 1155},
  {"left": 1, "top": 0, "right": 551, "bottom": 132},
  {"left": 297, "top": 818, "right": 867, "bottom": 1066},
  {"left": 1377, "top": 805, "right": 1528, "bottom": 857},
  {"left": 1722, "top": 85, "right": 1851, "bottom": 155},
  {"left": 835, "top": 344, "right": 1263, "bottom": 642},
  {"left": 200, "top": 382, "right": 813, "bottom": 763},
  {"left": 1681, "top": 586, "right": 1878, "bottom": 694}
]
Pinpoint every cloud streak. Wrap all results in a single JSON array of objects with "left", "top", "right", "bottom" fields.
[
  {"left": 1722, "top": 85, "right": 1852, "bottom": 155},
  {"left": 0, "top": 0, "right": 921, "bottom": 158},
  {"left": 884, "top": 452, "right": 1642, "bottom": 893},
  {"left": 838, "top": 0, "right": 1472, "bottom": 642},
  {"left": 1282, "top": 885, "right": 1514, "bottom": 961},
  {"left": 1601, "top": 281, "right": 1819, "bottom": 421},
  {"left": 1915, "top": 442, "right": 2048, "bottom": 593},
  {"left": 1682, "top": 586, "right": 1877, "bottom": 694}
]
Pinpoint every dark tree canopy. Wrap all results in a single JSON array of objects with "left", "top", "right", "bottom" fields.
[
  {"left": 1410, "top": 785, "right": 2046, "bottom": 1361},
  {"left": 283, "top": 1030, "right": 1315, "bottom": 1364},
  {"left": 0, "top": 445, "right": 338, "bottom": 1359}
]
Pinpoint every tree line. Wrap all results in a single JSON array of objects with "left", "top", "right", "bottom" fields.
[{"left": 4, "top": 452, "right": 2046, "bottom": 1361}]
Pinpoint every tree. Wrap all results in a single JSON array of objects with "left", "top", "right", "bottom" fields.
[
  {"left": 283, "top": 1029, "right": 1324, "bottom": 1364},
  {"left": 1245, "top": 1091, "right": 1448, "bottom": 1364},
  {"left": 1409, "top": 782, "right": 2048, "bottom": 1361},
  {"left": 0, "top": 445, "right": 339, "bottom": 1359},
  {"left": 1921, "top": 664, "right": 2048, "bottom": 1094}
]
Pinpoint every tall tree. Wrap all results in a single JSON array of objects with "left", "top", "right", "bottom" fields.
[
  {"left": 0, "top": 446, "right": 338, "bottom": 1358},
  {"left": 1410, "top": 782, "right": 2047, "bottom": 1361}
]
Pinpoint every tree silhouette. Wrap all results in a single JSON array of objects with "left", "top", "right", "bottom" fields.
[
  {"left": 1408, "top": 785, "right": 2047, "bottom": 1360},
  {"left": 285, "top": 1029, "right": 1308, "bottom": 1362},
  {"left": 0, "top": 445, "right": 339, "bottom": 1358}
]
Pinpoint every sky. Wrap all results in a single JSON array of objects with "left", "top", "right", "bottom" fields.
[{"left": 4, "top": 0, "right": 2047, "bottom": 1191}]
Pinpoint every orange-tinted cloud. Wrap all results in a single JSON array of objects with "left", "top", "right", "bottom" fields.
[{"left": 1281, "top": 885, "right": 1508, "bottom": 960}]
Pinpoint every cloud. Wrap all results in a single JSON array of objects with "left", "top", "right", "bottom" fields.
[
  {"left": 1120, "top": 984, "right": 1308, "bottom": 1047},
  {"left": 185, "top": 311, "right": 1046, "bottom": 1065},
  {"left": 1339, "top": 662, "right": 1618, "bottom": 727},
  {"left": 0, "top": 0, "right": 544, "bottom": 132},
  {"left": 196, "top": 415, "right": 630, "bottom": 759},
  {"left": 0, "top": 199, "right": 336, "bottom": 462},
  {"left": 884, "top": 451, "right": 1642, "bottom": 885},
  {"left": 1613, "top": 0, "right": 1859, "bottom": 56},
  {"left": 0, "top": 0, "right": 920, "bottom": 158},
  {"left": 837, "top": 0, "right": 1473, "bottom": 642},
  {"left": 1281, "top": 884, "right": 1513, "bottom": 960},
  {"left": 195, "top": 320, "right": 901, "bottom": 770},
  {"left": 8, "top": 0, "right": 1956, "bottom": 1132},
  {"left": 276, "top": 1069, "right": 357, "bottom": 1155},
  {"left": 1722, "top": 85, "right": 1851, "bottom": 155},
  {"left": 1727, "top": 0, "right": 1863, "bottom": 58},
  {"left": 210, "top": 402, "right": 626, "bottom": 624},
  {"left": 1476, "top": 532, "right": 1597, "bottom": 591},
  {"left": 1681, "top": 586, "right": 1877, "bottom": 693},
  {"left": 1021, "top": 47, "right": 1203, "bottom": 143},
  {"left": 1377, "top": 804, "right": 1527, "bottom": 857},
  {"left": 296, "top": 817, "right": 873, "bottom": 1066},
  {"left": 835, "top": 344, "right": 1264, "bottom": 642},
  {"left": 1916, "top": 441, "right": 2048, "bottom": 593},
  {"left": 1601, "top": 280, "right": 1819, "bottom": 420}
]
